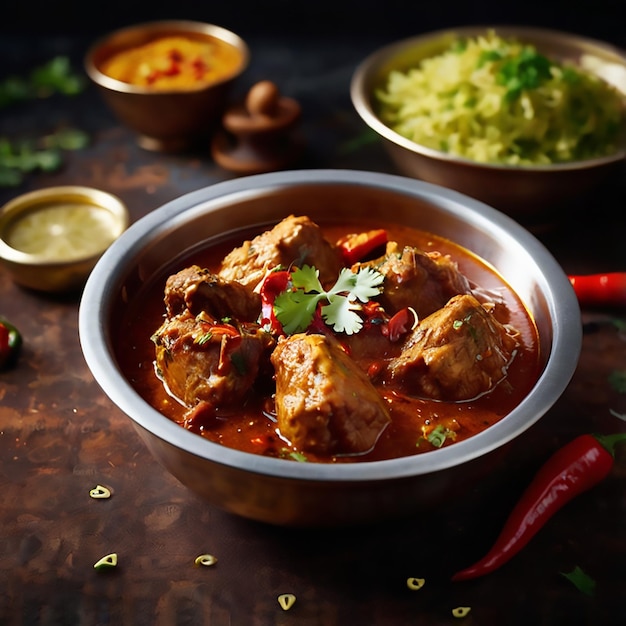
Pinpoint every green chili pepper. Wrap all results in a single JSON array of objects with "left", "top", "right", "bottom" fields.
[{"left": 0, "top": 317, "right": 22, "bottom": 369}]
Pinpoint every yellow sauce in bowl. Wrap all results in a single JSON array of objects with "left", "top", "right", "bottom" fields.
[
  {"left": 0, "top": 186, "right": 128, "bottom": 292},
  {"left": 7, "top": 203, "right": 120, "bottom": 261},
  {"left": 101, "top": 35, "right": 243, "bottom": 90}
]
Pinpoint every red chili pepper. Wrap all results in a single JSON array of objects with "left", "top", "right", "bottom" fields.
[
  {"left": 451, "top": 432, "right": 626, "bottom": 582},
  {"left": 569, "top": 273, "right": 626, "bottom": 308},
  {"left": 197, "top": 322, "right": 241, "bottom": 339},
  {"left": 259, "top": 270, "right": 291, "bottom": 335},
  {"left": 383, "top": 307, "right": 418, "bottom": 342},
  {"left": 0, "top": 317, "right": 22, "bottom": 370},
  {"left": 337, "top": 229, "right": 388, "bottom": 265}
]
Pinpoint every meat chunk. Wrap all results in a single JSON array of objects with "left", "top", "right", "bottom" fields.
[
  {"left": 152, "top": 310, "right": 273, "bottom": 408},
  {"left": 369, "top": 242, "right": 471, "bottom": 318},
  {"left": 271, "top": 333, "right": 391, "bottom": 456},
  {"left": 218, "top": 215, "right": 343, "bottom": 289},
  {"left": 164, "top": 265, "right": 261, "bottom": 322},
  {"left": 386, "top": 294, "right": 518, "bottom": 401}
]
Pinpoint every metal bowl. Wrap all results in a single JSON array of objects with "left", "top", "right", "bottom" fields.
[
  {"left": 351, "top": 26, "right": 626, "bottom": 226},
  {"left": 0, "top": 186, "right": 128, "bottom": 293},
  {"left": 78, "top": 169, "right": 581, "bottom": 527},
  {"left": 85, "top": 20, "right": 249, "bottom": 152}
]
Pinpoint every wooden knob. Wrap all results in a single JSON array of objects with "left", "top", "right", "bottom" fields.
[{"left": 246, "top": 81, "right": 280, "bottom": 117}]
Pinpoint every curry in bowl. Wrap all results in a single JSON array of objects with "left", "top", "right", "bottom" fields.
[
  {"left": 99, "top": 34, "right": 243, "bottom": 91},
  {"left": 116, "top": 214, "right": 541, "bottom": 463}
]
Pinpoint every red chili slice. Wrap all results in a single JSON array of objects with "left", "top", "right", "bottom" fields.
[
  {"left": 337, "top": 229, "right": 388, "bottom": 265},
  {"left": 259, "top": 270, "right": 291, "bottom": 334},
  {"left": 383, "top": 307, "right": 417, "bottom": 342}
]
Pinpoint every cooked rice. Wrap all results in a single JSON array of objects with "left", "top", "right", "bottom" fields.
[{"left": 376, "top": 31, "right": 625, "bottom": 165}]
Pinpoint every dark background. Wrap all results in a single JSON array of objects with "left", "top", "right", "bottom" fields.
[
  {"left": 1, "top": 3, "right": 626, "bottom": 626},
  {"left": 2, "top": 0, "right": 625, "bottom": 46}
]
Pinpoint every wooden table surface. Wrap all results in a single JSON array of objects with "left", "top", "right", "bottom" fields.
[{"left": 1, "top": 34, "right": 625, "bottom": 626}]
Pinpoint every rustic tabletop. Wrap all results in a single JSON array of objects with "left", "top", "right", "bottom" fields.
[{"left": 1, "top": 32, "right": 625, "bottom": 626}]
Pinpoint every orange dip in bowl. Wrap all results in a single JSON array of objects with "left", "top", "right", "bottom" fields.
[{"left": 101, "top": 35, "right": 243, "bottom": 90}]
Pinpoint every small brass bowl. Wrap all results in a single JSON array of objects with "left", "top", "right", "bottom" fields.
[
  {"left": 351, "top": 26, "right": 626, "bottom": 226},
  {"left": 0, "top": 186, "right": 129, "bottom": 293},
  {"left": 85, "top": 20, "right": 250, "bottom": 152}
]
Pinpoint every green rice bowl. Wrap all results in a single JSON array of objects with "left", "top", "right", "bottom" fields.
[{"left": 376, "top": 31, "right": 625, "bottom": 166}]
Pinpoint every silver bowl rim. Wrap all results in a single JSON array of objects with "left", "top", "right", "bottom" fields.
[
  {"left": 84, "top": 19, "right": 250, "bottom": 96},
  {"left": 350, "top": 24, "right": 626, "bottom": 172},
  {"left": 79, "top": 168, "right": 582, "bottom": 483}
]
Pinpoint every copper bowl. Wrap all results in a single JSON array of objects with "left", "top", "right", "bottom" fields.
[
  {"left": 78, "top": 169, "right": 581, "bottom": 527},
  {"left": 351, "top": 26, "right": 626, "bottom": 226},
  {"left": 85, "top": 20, "right": 249, "bottom": 152}
]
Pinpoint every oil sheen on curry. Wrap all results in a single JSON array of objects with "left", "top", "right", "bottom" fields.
[{"left": 116, "top": 215, "right": 541, "bottom": 463}]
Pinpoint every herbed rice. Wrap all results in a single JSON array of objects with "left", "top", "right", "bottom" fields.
[{"left": 376, "top": 31, "right": 625, "bottom": 165}]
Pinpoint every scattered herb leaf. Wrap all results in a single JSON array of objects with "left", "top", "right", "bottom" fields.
[
  {"left": 338, "top": 128, "right": 380, "bottom": 155},
  {"left": 608, "top": 369, "right": 626, "bottom": 394},
  {"left": 427, "top": 424, "right": 456, "bottom": 448},
  {"left": 561, "top": 565, "right": 596, "bottom": 597},
  {"left": 611, "top": 318, "right": 626, "bottom": 334},
  {"left": 0, "top": 55, "right": 86, "bottom": 108},
  {"left": 280, "top": 448, "right": 308, "bottom": 462},
  {"left": 0, "top": 129, "right": 89, "bottom": 187}
]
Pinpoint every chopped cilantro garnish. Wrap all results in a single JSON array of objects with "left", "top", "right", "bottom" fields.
[
  {"left": 427, "top": 424, "right": 456, "bottom": 448},
  {"left": 495, "top": 47, "right": 553, "bottom": 101},
  {"left": 274, "top": 265, "right": 384, "bottom": 335},
  {"left": 477, "top": 49, "right": 504, "bottom": 67},
  {"left": 280, "top": 448, "right": 308, "bottom": 462},
  {"left": 195, "top": 332, "right": 213, "bottom": 345},
  {"left": 450, "top": 39, "right": 468, "bottom": 54}
]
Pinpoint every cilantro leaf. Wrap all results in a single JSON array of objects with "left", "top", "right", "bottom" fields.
[
  {"left": 291, "top": 265, "right": 323, "bottom": 293},
  {"left": 561, "top": 566, "right": 596, "bottom": 597},
  {"left": 275, "top": 288, "right": 322, "bottom": 335},
  {"left": 330, "top": 267, "right": 385, "bottom": 302},
  {"left": 273, "top": 264, "right": 384, "bottom": 335},
  {"left": 322, "top": 294, "right": 364, "bottom": 335}
]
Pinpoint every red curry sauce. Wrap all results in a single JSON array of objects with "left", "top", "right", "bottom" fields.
[{"left": 114, "top": 220, "right": 541, "bottom": 463}]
